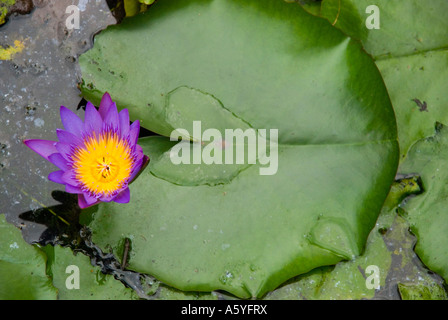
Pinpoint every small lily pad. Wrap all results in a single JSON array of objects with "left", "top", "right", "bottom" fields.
[
  {"left": 44, "top": 245, "right": 136, "bottom": 300},
  {"left": 0, "top": 215, "right": 57, "bottom": 300},
  {"left": 399, "top": 124, "right": 448, "bottom": 284}
]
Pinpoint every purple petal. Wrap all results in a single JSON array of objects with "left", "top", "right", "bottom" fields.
[
  {"left": 135, "top": 144, "right": 143, "bottom": 157},
  {"left": 119, "top": 108, "right": 130, "bottom": 138},
  {"left": 129, "top": 155, "right": 149, "bottom": 183},
  {"left": 129, "top": 158, "right": 143, "bottom": 180},
  {"left": 55, "top": 142, "right": 72, "bottom": 162},
  {"left": 48, "top": 170, "right": 65, "bottom": 184},
  {"left": 78, "top": 194, "right": 101, "bottom": 209},
  {"left": 99, "top": 193, "right": 115, "bottom": 202},
  {"left": 84, "top": 192, "right": 99, "bottom": 205},
  {"left": 98, "top": 92, "right": 114, "bottom": 119},
  {"left": 84, "top": 102, "right": 103, "bottom": 134},
  {"left": 103, "top": 101, "right": 119, "bottom": 130},
  {"left": 113, "top": 187, "right": 130, "bottom": 204},
  {"left": 60, "top": 106, "right": 84, "bottom": 136},
  {"left": 62, "top": 170, "right": 78, "bottom": 186},
  {"left": 66, "top": 184, "right": 83, "bottom": 194},
  {"left": 48, "top": 153, "right": 69, "bottom": 171},
  {"left": 56, "top": 129, "right": 84, "bottom": 147},
  {"left": 77, "top": 195, "right": 89, "bottom": 209},
  {"left": 23, "top": 139, "right": 58, "bottom": 161},
  {"left": 129, "top": 120, "right": 140, "bottom": 145}
]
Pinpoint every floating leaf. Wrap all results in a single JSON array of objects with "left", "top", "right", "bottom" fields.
[
  {"left": 0, "top": 215, "right": 57, "bottom": 300},
  {"left": 318, "top": 0, "right": 448, "bottom": 59},
  {"left": 44, "top": 245, "right": 136, "bottom": 300},
  {"left": 376, "top": 51, "right": 448, "bottom": 162},
  {"left": 80, "top": 0, "right": 398, "bottom": 298},
  {"left": 398, "top": 282, "right": 448, "bottom": 300},
  {"left": 399, "top": 124, "right": 448, "bottom": 284},
  {"left": 266, "top": 178, "right": 446, "bottom": 300},
  {"left": 299, "top": 0, "right": 448, "bottom": 160}
]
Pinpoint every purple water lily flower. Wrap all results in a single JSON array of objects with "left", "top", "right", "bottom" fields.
[{"left": 24, "top": 93, "right": 149, "bottom": 209}]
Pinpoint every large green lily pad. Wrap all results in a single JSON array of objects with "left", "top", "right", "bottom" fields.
[
  {"left": 376, "top": 50, "right": 448, "bottom": 162},
  {"left": 299, "top": 0, "right": 448, "bottom": 160},
  {"left": 80, "top": 0, "right": 398, "bottom": 298},
  {"left": 265, "top": 177, "right": 447, "bottom": 300},
  {"left": 293, "top": 0, "right": 448, "bottom": 298},
  {"left": 318, "top": 0, "right": 448, "bottom": 59}
]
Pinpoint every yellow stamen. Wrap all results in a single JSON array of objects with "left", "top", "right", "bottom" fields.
[{"left": 72, "top": 132, "right": 133, "bottom": 197}]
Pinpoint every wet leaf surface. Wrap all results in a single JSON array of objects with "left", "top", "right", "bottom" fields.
[
  {"left": 399, "top": 124, "right": 448, "bottom": 284},
  {"left": 398, "top": 282, "right": 448, "bottom": 300},
  {"left": 291, "top": 1, "right": 448, "bottom": 299},
  {"left": 299, "top": 0, "right": 448, "bottom": 161},
  {"left": 44, "top": 245, "right": 137, "bottom": 300},
  {"left": 376, "top": 50, "right": 448, "bottom": 162},
  {"left": 265, "top": 178, "right": 446, "bottom": 300},
  {"left": 319, "top": 0, "right": 448, "bottom": 59},
  {"left": 80, "top": 0, "right": 398, "bottom": 298},
  {"left": 0, "top": 215, "right": 57, "bottom": 299}
]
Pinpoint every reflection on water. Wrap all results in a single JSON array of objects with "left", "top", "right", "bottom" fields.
[{"left": 18, "top": 190, "right": 81, "bottom": 246}]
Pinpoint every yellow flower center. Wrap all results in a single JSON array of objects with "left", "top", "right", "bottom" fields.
[{"left": 71, "top": 131, "right": 134, "bottom": 197}]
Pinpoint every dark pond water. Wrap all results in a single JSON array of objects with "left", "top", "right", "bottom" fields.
[
  {"left": 1, "top": 0, "right": 114, "bottom": 238},
  {"left": 0, "top": 0, "right": 160, "bottom": 299}
]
